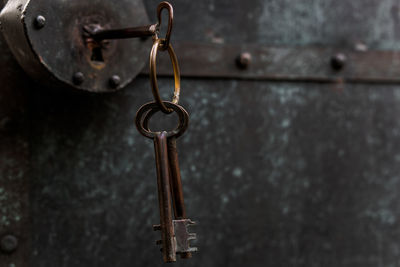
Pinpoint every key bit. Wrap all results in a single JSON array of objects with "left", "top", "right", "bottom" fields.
[
  {"left": 173, "top": 219, "right": 198, "bottom": 254},
  {"left": 166, "top": 135, "right": 197, "bottom": 259},
  {"left": 188, "top": 233, "right": 197, "bottom": 241}
]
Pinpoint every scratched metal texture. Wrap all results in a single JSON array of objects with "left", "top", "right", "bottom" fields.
[
  {"left": 145, "top": 0, "right": 400, "bottom": 50},
  {"left": 1, "top": 0, "right": 400, "bottom": 267},
  {"left": 0, "top": 23, "right": 30, "bottom": 267},
  {"left": 29, "top": 81, "right": 400, "bottom": 267}
]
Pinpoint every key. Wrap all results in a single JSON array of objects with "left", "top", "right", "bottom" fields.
[
  {"left": 136, "top": 101, "right": 197, "bottom": 262},
  {"left": 153, "top": 131, "right": 176, "bottom": 262},
  {"left": 167, "top": 136, "right": 197, "bottom": 258}
]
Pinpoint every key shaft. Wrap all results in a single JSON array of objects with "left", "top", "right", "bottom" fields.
[
  {"left": 167, "top": 137, "right": 192, "bottom": 259},
  {"left": 154, "top": 131, "right": 176, "bottom": 262},
  {"left": 167, "top": 137, "right": 187, "bottom": 219}
]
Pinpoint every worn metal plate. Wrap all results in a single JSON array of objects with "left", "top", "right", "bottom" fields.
[
  {"left": 142, "top": 43, "right": 400, "bottom": 83},
  {"left": 0, "top": 0, "right": 150, "bottom": 92},
  {"left": 28, "top": 79, "right": 400, "bottom": 267},
  {"left": 0, "top": 32, "right": 30, "bottom": 267},
  {"left": 2, "top": 0, "right": 400, "bottom": 266},
  {"left": 144, "top": 0, "right": 400, "bottom": 50}
]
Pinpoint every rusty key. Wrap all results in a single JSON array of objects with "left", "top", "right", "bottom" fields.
[
  {"left": 153, "top": 131, "right": 176, "bottom": 262},
  {"left": 167, "top": 136, "right": 197, "bottom": 258}
]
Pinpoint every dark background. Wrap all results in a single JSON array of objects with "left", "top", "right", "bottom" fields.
[{"left": 1, "top": 0, "right": 400, "bottom": 266}]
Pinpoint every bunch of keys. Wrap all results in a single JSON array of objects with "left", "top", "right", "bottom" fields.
[
  {"left": 136, "top": 102, "right": 197, "bottom": 262},
  {"left": 134, "top": 2, "right": 197, "bottom": 263},
  {"left": 82, "top": 1, "right": 197, "bottom": 262}
]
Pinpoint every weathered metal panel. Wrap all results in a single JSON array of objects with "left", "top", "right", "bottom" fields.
[
  {"left": 0, "top": 33, "right": 30, "bottom": 266},
  {"left": 142, "top": 43, "right": 400, "bottom": 83},
  {"left": 145, "top": 0, "right": 400, "bottom": 50},
  {"left": 2, "top": 0, "right": 400, "bottom": 267},
  {"left": 28, "top": 79, "right": 400, "bottom": 267}
]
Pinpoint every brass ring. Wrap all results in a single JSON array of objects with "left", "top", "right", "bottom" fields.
[{"left": 150, "top": 38, "right": 181, "bottom": 114}]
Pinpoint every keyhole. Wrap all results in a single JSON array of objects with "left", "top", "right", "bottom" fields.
[{"left": 91, "top": 46, "right": 104, "bottom": 62}]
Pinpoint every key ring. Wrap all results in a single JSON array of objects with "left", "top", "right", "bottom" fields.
[
  {"left": 141, "top": 103, "right": 189, "bottom": 140},
  {"left": 135, "top": 102, "right": 189, "bottom": 139},
  {"left": 150, "top": 38, "right": 181, "bottom": 114}
]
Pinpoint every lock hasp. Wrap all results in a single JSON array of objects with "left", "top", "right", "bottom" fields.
[{"left": 0, "top": 0, "right": 150, "bottom": 92}]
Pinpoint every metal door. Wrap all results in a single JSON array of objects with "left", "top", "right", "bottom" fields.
[{"left": 1, "top": 0, "right": 400, "bottom": 266}]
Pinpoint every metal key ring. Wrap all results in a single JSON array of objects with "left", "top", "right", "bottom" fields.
[
  {"left": 142, "top": 103, "right": 189, "bottom": 140},
  {"left": 135, "top": 102, "right": 189, "bottom": 139},
  {"left": 156, "top": 1, "right": 174, "bottom": 50},
  {"left": 150, "top": 38, "right": 181, "bottom": 114}
]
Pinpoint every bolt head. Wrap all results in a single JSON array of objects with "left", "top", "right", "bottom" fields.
[
  {"left": 236, "top": 52, "right": 252, "bottom": 69},
  {"left": 1, "top": 235, "right": 18, "bottom": 253},
  {"left": 73, "top": 72, "right": 85, "bottom": 85},
  {"left": 109, "top": 75, "right": 121, "bottom": 89},
  {"left": 34, "top": 15, "right": 46, "bottom": 29},
  {"left": 331, "top": 53, "right": 347, "bottom": 70}
]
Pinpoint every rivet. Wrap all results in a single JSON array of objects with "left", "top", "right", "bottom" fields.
[
  {"left": 109, "top": 75, "right": 121, "bottom": 89},
  {"left": 34, "top": 15, "right": 46, "bottom": 29},
  {"left": 72, "top": 72, "right": 85, "bottom": 85},
  {"left": 1, "top": 235, "right": 18, "bottom": 253},
  {"left": 236, "top": 52, "right": 252, "bottom": 69},
  {"left": 331, "top": 53, "right": 347, "bottom": 70}
]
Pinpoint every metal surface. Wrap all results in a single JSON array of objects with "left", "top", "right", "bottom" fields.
[
  {"left": 2, "top": 0, "right": 400, "bottom": 266},
  {"left": 0, "top": 27, "right": 29, "bottom": 267},
  {"left": 25, "top": 79, "right": 400, "bottom": 267},
  {"left": 141, "top": 42, "right": 400, "bottom": 83},
  {"left": 0, "top": 235, "right": 18, "bottom": 253},
  {"left": 0, "top": 0, "right": 150, "bottom": 92}
]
